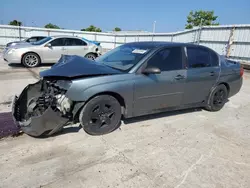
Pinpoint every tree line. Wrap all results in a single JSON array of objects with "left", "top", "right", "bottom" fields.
[
  {"left": 8, "top": 20, "right": 122, "bottom": 32},
  {"left": 8, "top": 10, "right": 219, "bottom": 32}
]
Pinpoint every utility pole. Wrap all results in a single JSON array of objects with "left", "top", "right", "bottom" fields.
[
  {"left": 152, "top": 21, "right": 156, "bottom": 41},
  {"left": 18, "top": 22, "right": 21, "bottom": 41},
  {"left": 153, "top": 21, "right": 156, "bottom": 33},
  {"left": 197, "top": 19, "right": 203, "bottom": 45}
]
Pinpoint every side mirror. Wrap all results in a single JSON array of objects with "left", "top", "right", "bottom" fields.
[
  {"left": 142, "top": 67, "right": 161, "bottom": 74},
  {"left": 45, "top": 43, "right": 52, "bottom": 47}
]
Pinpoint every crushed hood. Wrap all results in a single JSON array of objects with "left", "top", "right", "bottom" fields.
[{"left": 39, "top": 55, "right": 122, "bottom": 78}]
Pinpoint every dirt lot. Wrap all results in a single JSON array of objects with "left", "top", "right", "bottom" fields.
[{"left": 0, "top": 57, "right": 250, "bottom": 188}]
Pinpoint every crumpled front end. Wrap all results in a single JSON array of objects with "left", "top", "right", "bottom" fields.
[{"left": 12, "top": 79, "right": 74, "bottom": 137}]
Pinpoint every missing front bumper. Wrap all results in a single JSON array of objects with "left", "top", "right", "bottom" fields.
[{"left": 11, "top": 80, "right": 70, "bottom": 137}]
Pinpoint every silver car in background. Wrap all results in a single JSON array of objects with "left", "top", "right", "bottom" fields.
[
  {"left": 3, "top": 36, "right": 103, "bottom": 67},
  {"left": 6, "top": 36, "right": 47, "bottom": 47}
]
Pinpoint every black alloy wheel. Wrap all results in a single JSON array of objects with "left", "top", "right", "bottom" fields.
[
  {"left": 79, "top": 95, "right": 122, "bottom": 135},
  {"left": 206, "top": 84, "right": 228, "bottom": 111},
  {"left": 213, "top": 89, "right": 226, "bottom": 106}
]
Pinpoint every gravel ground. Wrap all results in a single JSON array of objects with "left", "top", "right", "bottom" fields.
[{"left": 0, "top": 57, "right": 250, "bottom": 188}]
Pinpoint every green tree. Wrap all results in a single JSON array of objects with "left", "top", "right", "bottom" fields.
[
  {"left": 9, "top": 20, "right": 22, "bottom": 26},
  {"left": 113, "top": 27, "right": 121, "bottom": 31},
  {"left": 185, "top": 10, "right": 219, "bottom": 29},
  {"left": 44, "top": 23, "right": 60, "bottom": 29},
  {"left": 81, "top": 25, "right": 102, "bottom": 32}
]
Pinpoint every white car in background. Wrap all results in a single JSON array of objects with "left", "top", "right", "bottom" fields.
[
  {"left": 6, "top": 36, "right": 47, "bottom": 47},
  {"left": 3, "top": 36, "right": 103, "bottom": 68}
]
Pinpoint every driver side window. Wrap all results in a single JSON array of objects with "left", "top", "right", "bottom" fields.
[{"left": 146, "top": 47, "right": 183, "bottom": 71}]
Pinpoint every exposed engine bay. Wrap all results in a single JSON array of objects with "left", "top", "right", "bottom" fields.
[
  {"left": 28, "top": 80, "right": 73, "bottom": 118},
  {"left": 12, "top": 79, "right": 75, "bottom": 137}
]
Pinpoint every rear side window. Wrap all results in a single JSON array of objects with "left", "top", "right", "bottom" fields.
[
  {"left": 187, "top": 47, "right": 211, "bottom": 68},
  {"left": 65, "top": 38, "right": 87, "bottom": 46},
  {"left": 210, "top": 51, "right": 219, "bottom": 66},
  {"left": 146, "top": 47, "right": 183, "bottom": 71}
]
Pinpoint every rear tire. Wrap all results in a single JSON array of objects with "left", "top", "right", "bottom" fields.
[
  {"left": 205, "top": 84, "right": 228, "bottom": 112},
  {"left": 79, "top": 95, "right": 122, "bottom": 135},
  {"left": 85, "top": 53, "right": 97, "bottom": 61},
  {"left": 22, "top": 52, "right": 41, "bottom": 68}
]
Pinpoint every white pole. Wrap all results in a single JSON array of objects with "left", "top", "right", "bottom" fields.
[
  {"left": 153, "top": 21, "right": 156, "bottom": 33},
  {"left": 197, "top": 19, "right": 203, "bottom": 45}
]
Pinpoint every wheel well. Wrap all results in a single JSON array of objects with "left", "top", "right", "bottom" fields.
[
  {"left": 21, "top": 52, "right": 41, "bottom": 63},
  {"left": 85, "top": 52, "right": 98, "bottom": 57},
  {"left": 219, "top": 82, "right": 230, "bottom": 93},
  {"left": 73, "top": 92, "right": 126, "bottom": 123},
  {"left": 96, "top": 91, "right": 124, "bottom": 104}
]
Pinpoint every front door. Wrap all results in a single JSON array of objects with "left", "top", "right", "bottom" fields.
[
  {"left": 43, "top": 38, "right": 67, "bottom": 63},
  {"left": 182, "top": 46, "right": 220, "bottom": 105},
  {"left": 133, "top": 47, "right": 186, "bottom": 116}
]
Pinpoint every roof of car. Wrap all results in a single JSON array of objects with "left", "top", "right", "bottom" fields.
[
  {"left": 124, "top": 41, "right": 202, "bottom": 48},
  {"left": 29, "top": 36, "right": 47, "bottom": 38},
  {"left": 50, "top": 35, "right": 82, "bottom": 39}
]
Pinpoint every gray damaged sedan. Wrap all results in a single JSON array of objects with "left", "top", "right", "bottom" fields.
[
  {"left": 3, "top": 36, "right": 102, "bottom": 68},
  {"left": 12, "top": 42, "right": 243, "bottom": 137}
]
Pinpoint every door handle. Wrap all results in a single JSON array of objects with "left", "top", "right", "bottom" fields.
[
  {"left": 62, "top": 47, "right": 66, "bottom": 50},
  {"left": 210, "top": 71, "right": 215, "bottom": 76},
  {"left": 175, "top": 75, "right": 185, "bottom": 80}
]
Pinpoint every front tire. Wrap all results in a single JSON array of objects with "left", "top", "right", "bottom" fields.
[
  {"left": 205, "top": 84, "right": 228, "bottom": 111},
  {"left": 79, "top": 95, "right": 122, "bottom": 135},
  {"left": 22, "top": 52, "right": 41, "bottom": 68}
]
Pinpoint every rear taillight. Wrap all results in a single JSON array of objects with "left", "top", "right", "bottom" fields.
[{"left": 240, "top": 66, "right": 244, "bottom": 77}]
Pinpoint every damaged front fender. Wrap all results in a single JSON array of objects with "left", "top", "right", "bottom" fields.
[{"left": 12, "top": 80, "right": 71, "bottom": 137}]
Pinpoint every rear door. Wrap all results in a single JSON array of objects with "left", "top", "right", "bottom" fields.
[
  {"left": 64, "top": 38, "right": 88, "bottom": 57},
  {"left": 182, "top": 46, "right": 220, "bottom": 105}
]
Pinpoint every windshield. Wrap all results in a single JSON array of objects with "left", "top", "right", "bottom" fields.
[
  {"left": 95, "top": 43, "right": 152, "bottom": 72},
  {"left": 32, "top": 37, "right": 52, "bottom": 45}
]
